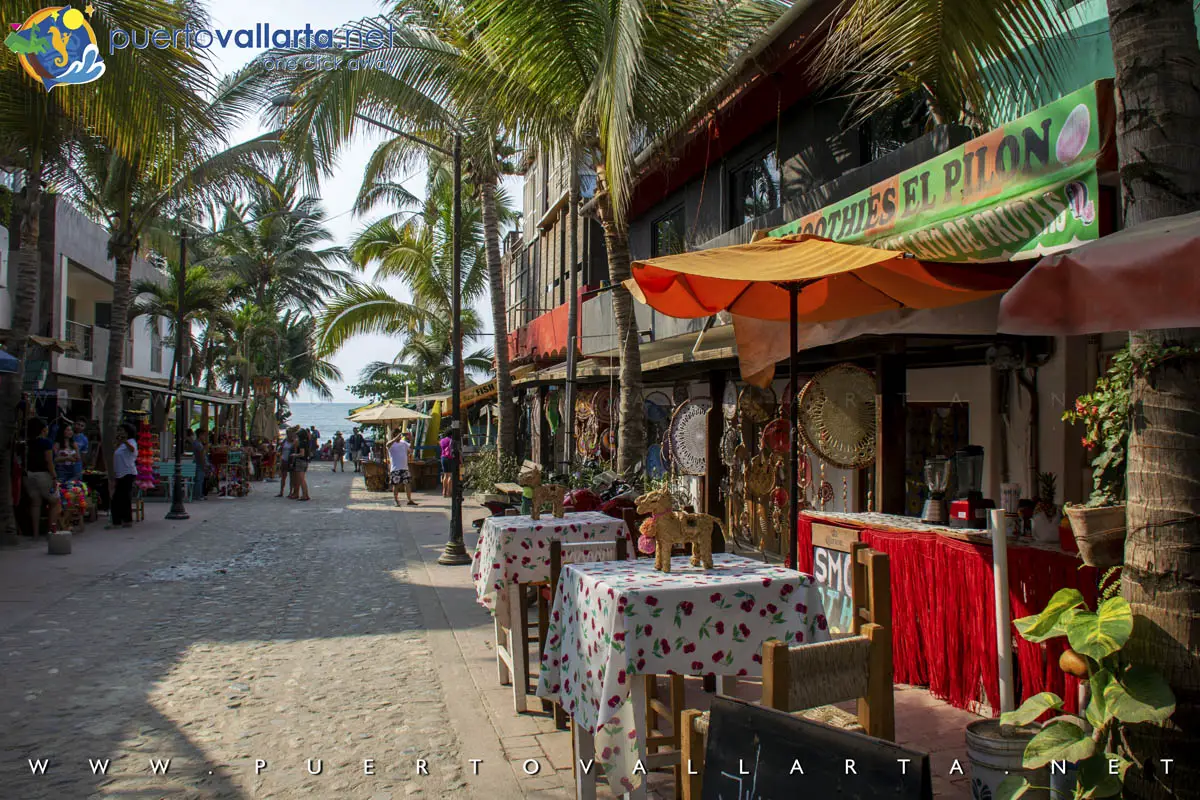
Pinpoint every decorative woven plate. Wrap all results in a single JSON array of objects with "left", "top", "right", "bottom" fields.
[
  {"left": 592, "top": 388, "right": 615, "bottom": 425},
  {"left": 668, "top": 398, "right": 712, "bottom": 475},
  {"left": 760, "top": 419, "right": 790, "bottom": 454},
  {"left": 600, "top": 427, "right": 617, "bottom": 454},
  {"left": 722, "top": 382, "right": 739, "bottom": 420},
  {"left": 720, "top": 428, "right": 740, "bottom": 466},
  {"left": 817, "top": 480, "right": 835, "bottom": 505},
  {"left": 737, "top": 385, "right": 777, "bottom": 424},
  {"left": 797, "top": 363, "right": 877, "bottom": 470}
]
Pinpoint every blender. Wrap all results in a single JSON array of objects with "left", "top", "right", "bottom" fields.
[
  {"left": 950, "top": 445, "right": 994, "bottom": 529},
  {"left": 921, "top": 457, "right": 951, "bottom": 525}
]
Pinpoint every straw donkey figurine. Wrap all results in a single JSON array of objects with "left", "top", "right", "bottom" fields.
[
  {"left": 518, "top": 461, "right": 566, "bottom": 520},
  {"left": 635, "top": 488, "right": 718, "bottom": 572}
]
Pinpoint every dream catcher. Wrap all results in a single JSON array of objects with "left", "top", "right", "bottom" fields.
[
  {"left": 797, "top": 364, "right": 877, "bottom": 471},
  {"left": 722, "top": 382, "right": 739, "bottom": 421},
  {"left": 737, "top": 385, "right": 777, "bottom": 424},
  {"left": 720, "top": 427, "right": 741, "bottom": 467},
  {"left": 759, "top": 418, "right": 790, "bottom": 455},
  {"left": 591, "top": 387, "right": 615, "bottom": 427},
  {"left": 668, "top": 398, "right": 712, "bottom": 476}
]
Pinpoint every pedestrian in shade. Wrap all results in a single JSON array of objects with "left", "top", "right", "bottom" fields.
[
  {"left": 24, "top": 417, "right": 61, "bottom": 536},
  {"left": 106, "top": 422, "right": 138, "bottom": 529},
  {"left": 292, "top": 428, "right": 311, "bottom": 501},
  {"left": 332, "top": 431, "right": 346, "bottom": 472}
]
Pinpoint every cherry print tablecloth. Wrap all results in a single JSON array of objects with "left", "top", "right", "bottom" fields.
[
  {"left": 536, "top": 553, "right": 830, "bottom": 792},
  {"left": 471, "top": 511, "right": 628, "bottom": 619}
]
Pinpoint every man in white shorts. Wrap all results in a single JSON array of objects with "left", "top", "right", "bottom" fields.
[{"left": 388, "top": 429, "right": 417, "bottom": 507}]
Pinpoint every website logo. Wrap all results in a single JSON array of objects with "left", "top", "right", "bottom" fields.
[{"left": 5, "top": 4, "right": 105, "bottom": 91}]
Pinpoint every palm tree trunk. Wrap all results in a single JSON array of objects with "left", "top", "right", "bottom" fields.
[
  {"left": 478, "top": 174, "right": 516, "bottom": 458},
  {"left": 102, "top": 235, "right": 136, "bottom": 475},
  {"left": 0, "top": 156, "right": 44, "bottom": 542},
  {"left": 565, "top": 148, "right": 581, "bottom": 467},
  {"left": 1107, "top": 0, "right": 1200, "bottom": 795},
  {"left": 595, "top": 184, "right": 646, "bottom": 474}
]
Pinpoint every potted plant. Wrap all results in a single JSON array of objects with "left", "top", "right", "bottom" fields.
[
  {"left": 1061, "top": 347, "right": 1133, "bottom": 566},
  {"left": 996, "top": 581, "right": 1176, "bottom": 800}
]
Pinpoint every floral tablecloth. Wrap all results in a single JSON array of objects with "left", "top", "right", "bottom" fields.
[
  {"left": 536, "top": 553, "right": 829, "bottom": 792},
  {"left": 471, "top": 511, "right": 628, "bottom": 618}
]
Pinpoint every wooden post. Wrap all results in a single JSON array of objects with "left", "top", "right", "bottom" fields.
[
  {"left": 874, "top": 350, "right": 907, "bottom": 515},
  {"left": 705, "top": 369, "right": 726, "bottom": 553},
  {"left": 680, "top": 709, "right": 705, "bottom": 800}
]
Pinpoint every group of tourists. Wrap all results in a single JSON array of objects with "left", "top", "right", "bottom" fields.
[{"left": 277, "top": 426, "right": 313, "bottom": 501}]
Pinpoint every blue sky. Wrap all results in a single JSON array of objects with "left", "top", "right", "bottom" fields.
[{"left": 207, "top": 0, "right": 516, "bottom": 402}]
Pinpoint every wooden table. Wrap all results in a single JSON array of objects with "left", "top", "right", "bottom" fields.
[{"left": 538, "top": 554, "right": 831, "bottom": 798}]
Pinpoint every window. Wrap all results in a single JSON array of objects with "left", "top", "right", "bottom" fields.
[
  {"left": 94, "top": 302, "right": 112, "bottom": 329},
  {"left": 729, "top": 150, "right": 781, "bottom": 227},
  {"left": 651, "top": 208, "right": 685, "bottom": 257},
  {"left": 150, "top": 323, "right": 163, "bottom": 374}
]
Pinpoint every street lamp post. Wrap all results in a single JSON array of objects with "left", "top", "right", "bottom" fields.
[
  {"left": 166, "top": 228, "right": 190, "bottom": 520},
  {"left": 269, "top": 92, "right": 470, "bottom": 565}
]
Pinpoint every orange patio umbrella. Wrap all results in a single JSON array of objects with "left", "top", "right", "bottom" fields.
[{"left": 625, "top": 233, "right": 1028, "bottom": 568}]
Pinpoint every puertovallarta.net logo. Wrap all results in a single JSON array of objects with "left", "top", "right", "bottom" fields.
[{"left": 5, "top": 4, "right": 105, "bottom": 91}]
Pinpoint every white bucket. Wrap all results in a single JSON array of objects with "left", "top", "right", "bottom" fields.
[{"left": 966, "top": 719, "right": 1050, "bottom": 800}]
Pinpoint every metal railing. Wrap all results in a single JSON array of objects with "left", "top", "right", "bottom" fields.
[{"left": 64, "top": 320, "right": 93, "bottom": 361}]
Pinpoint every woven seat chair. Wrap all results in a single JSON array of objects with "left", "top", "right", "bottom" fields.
[{"left": 680, "top": 545, "right": 894, "bottom": 800}]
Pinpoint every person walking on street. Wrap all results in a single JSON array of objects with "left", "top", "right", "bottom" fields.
[
  {"left": 279, "top": 429, "right": 295, "bottom": 497},
  {"left": 388, "top": 428, "right": 417, "bottom": 507},
  {"left": 332, "top": 431, "right": 346, "bottom": 472},
  {"left": 107, "top": 422, "right": 138, "bottom": 529},
  {"left": 24, "top": 417, "right": 61, "bottom": 537},
  {"left": 439, "top": 428, "right": 453, "bottom": 498},
  {"left": 72, "top": 419, "right": 90, "bottom": 470},
  {"left": 349, "top": 428, "right": 364, "bottom": 472},
  {"left": 293, "top": 429, "right": 312, "bottom": 501}
]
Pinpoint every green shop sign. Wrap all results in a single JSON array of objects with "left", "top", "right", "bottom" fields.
[{"left": 771, "top": 80, "right": 1114, "bottom": 262}]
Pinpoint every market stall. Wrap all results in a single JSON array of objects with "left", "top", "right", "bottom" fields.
[{"left": 796, "top": 511, "right": 1098, "bottom": 715}]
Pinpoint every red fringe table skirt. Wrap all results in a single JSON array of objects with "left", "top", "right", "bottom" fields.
[{"left": 797, "top": 516, "right": 1097, "bottom": 715}]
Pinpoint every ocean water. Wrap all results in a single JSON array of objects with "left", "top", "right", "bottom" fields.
[{"left": 282, "top": 402, "right": 362, "bottom": 438}]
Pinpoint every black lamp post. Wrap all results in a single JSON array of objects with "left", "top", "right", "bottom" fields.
[{"left": 166, "top": 229, "right": 190, "bottom": 520}]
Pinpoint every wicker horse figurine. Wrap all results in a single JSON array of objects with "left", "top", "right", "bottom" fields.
[
  {"left": 518, "top": 463, "right": 566, "bottom": 520},
  {"left": 635, "top": 489, "right": 718, "bottom": 572}
]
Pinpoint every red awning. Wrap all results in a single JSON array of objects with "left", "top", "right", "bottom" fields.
[{"left": 999, "top": 211, "right": 1200, "bottom": 335}]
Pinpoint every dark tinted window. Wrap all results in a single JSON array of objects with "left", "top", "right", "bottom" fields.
[
  {"left": 651, "top": 208, "right": 685, "bottom": 257},
  {"left": 730, "top": 150, "right": 781, "bottom": 227}
]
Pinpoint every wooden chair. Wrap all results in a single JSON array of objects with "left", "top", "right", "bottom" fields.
[
  {"left": 542, "top": 537, "right": 628, "bottom": 727},
  {"left": 680, "top": 546, "right": 894, "bottom": 800}
]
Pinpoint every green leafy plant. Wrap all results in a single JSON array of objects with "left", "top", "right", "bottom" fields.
[
  {"left": 462, "top": 449, "right": 521, "bottom": 492},
  {"left": 1063, "top": 342, "right": 1200, "bottom": 507},
  {"left": 642, "top": 474, "right": 691, "bottom": 509},
  {"left": 996, "top": 588, "right": 1176, "bottom": 799}
]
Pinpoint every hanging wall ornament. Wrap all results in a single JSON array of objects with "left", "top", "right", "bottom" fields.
[
  {"left": 668, "top": 398, "right": 713, "bottom": 476},
  {"left": 737, "top": 385, "right": 777, "bottom": 424},
  {"left": 722, "top": 382, "right": 739, "bottom": 421},
  {"left": 797, "top": 363, "right": 877, "bottom": 471}
]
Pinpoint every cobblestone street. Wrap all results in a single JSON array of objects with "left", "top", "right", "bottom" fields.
[{"left": 0, "top": 469, "right": 529, "bottom": 800}]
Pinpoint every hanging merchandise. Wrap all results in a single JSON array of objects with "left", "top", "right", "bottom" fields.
[
  {"left": 667, "top": 398, "right": 712, "bottom": 476},
  {"left": 760, "top": 418, "right": 790, "bottom": 455},
  {"left": 600, "top": 428, "right": 617, "bottom": 456},
  {"left": 592, "top": 387, "right": 615, "bottom": 426},
  {"left": 797, "top": 363, "right": 878, "bottom": 470},
  {"left": 545, "top": 391, "right": 562, "bottom": 435},
  {"left": 736, "top": 385, "right": 776, "bottom": 424},
  {"left": 722, "top": 382, "right": 739, "bottom": 420},
  {"left": 135, "top": 419, "right": 158, "bottom": 491},
  {"left": 672, "top": 383, "right": 690, "bottom": 404},
  {"left": 645, "top": 443, "right": 666, "bottom": 479},
  {"left": 720, "top": 427, "right": 740, "bottom": 467}
]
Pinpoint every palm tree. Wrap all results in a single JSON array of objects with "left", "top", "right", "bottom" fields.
[
  {"left": 203, "top": 167, "right": 354, "bottom": 314},
  {"left": 811, "top": 0, "right": 1066, "bottom": 129},
  {"left": 1100, "top": 1, "right": 1200, "bottom": 794},
  {"left": 465, "top": 0, "right": 784, "bottom": 472},
  {"left": 0, "top": 0, "right": 217, "bottom": 540},
  {"left": 237, "top": 6, "right": 526, "bottom": 459},
  {"left": 316, "top": 158, "right": 490, "bottom": 365},
  {"left": 131, "top": 260, "right": 231, "bottom": 389},
  {"left": 54, "top": 72, "right": 279, "bottom": 483}
]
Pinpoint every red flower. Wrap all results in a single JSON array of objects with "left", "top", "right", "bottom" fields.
[
  {"left": 817, "top": 614, "right": 828, "bottom": 631},
  {"left": 738, "top": 623, "right": 750, "bottom": 637},
  {"left": 759, "top": 609, "right": 767, "bottom": 617},
  {"left": 678, "top": 601, "right": 694, "bottom": 616},
  {"left": 644, "top": 624, "right": 653, "bottom": 636},
  {"left": 752, "top": 653, "right": 762, "bottom": 664},
  {"left": 794, "top": 631, "right": 805, "bottom": 642},
  {"left": 795, "top": 602, "right": 807, "bottom": 614},
  {"left": 766, "top": 603, "right": 778, "bottom": 613},
  {"left": 740, "top": 598, "right": 756, "bottom": 612},
  {"left": 780, "top": 584, "right": 795, "bottom": 597},
  {"left": 761, "top": 578, "right": 773, "bottom": 588},
  {"left": 710, "top": 592, "right": 723, "bottom": 603},
  {"left": 613, "top": 632, "right": 625, "bottom": 642},
  {"left": 691, "top": 660, "right": 705, "bottom": 670},
  {"left": 683, "top": 643, "right": 696, "bottom": 654},
  {"left": 608, "top": 695, "right": 622, "bottom": 708},
  {"left": 645, "top": 596, "right": 659, "bottom": 607},
  {"left": 636, "top": 658, "right": 646, "bottom": 671},
  {"left": 660, "top": 638, "right": 671, "bottom": 655},
  {"left": 618, "top": 670, "right": 627, "bottom": 684},
  {"left": 712, "top": 650, "right": 725, "bottom": 662},
  {"left": 715, "top": 621, "right": 725, "bottom": 635}
]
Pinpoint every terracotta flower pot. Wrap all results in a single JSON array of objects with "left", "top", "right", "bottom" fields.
[{"left": 1063, "top": 505, "right": 1126, "bottom": 568}]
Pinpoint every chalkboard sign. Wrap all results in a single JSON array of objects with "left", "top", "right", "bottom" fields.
[
  {"left": 811, "top": 523, "right": 860, "bottom": 634},
  {"left": 703, "top": 696, "right": 932, "bottom": 800}
]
